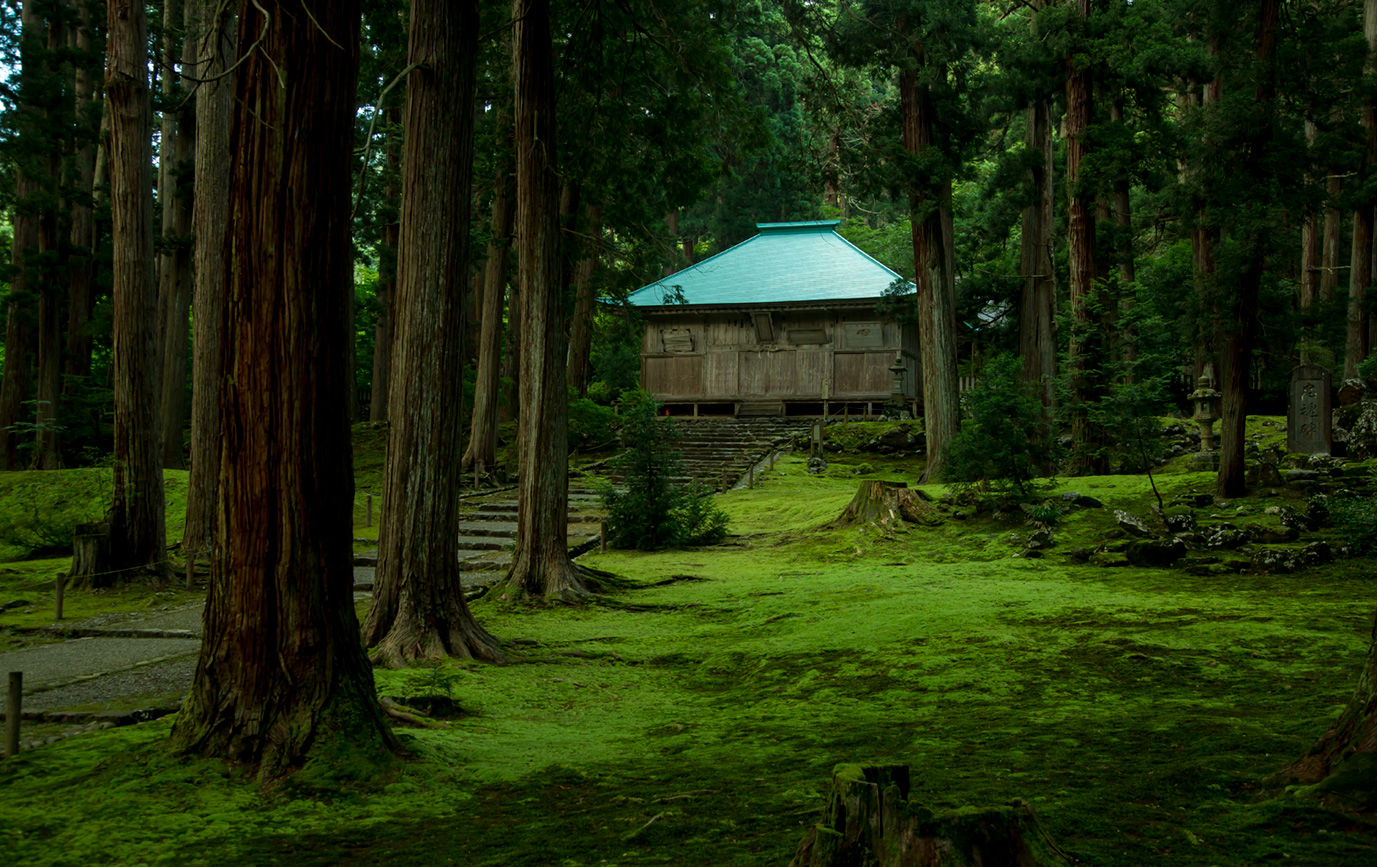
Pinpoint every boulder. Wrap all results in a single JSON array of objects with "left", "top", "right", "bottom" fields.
[
  {"left": 1125, "top": 537, "right": 1187, "bottom": 567},
  {"left": 1115, "top": 510, "right": 1152, "bottom": 538},
  {"left": 1025, "top": 528, "right": 1055, "bottom": 551}
]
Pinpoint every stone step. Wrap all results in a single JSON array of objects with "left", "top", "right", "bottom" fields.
[{"left": 454, "top": 536, "right": 514, "bottom": 551}]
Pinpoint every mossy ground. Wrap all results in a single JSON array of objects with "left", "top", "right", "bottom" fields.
[{"left": 2, "top": 421, "right": 1377, "bottom": 865}]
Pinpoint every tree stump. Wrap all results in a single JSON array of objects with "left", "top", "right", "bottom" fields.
[
  {"left": 788, "top": 764, "right": 1069, "bottom": 867},
  {"left": 831, "top": 480, "right": 941, "bottom": 529},
  {"left": 68, "top": 522, "right": 113, "bottom": 589}
]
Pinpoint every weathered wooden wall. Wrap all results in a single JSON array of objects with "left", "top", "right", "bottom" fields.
[{"left": 641, "top": 308, "right": 918, "bottom": 404}]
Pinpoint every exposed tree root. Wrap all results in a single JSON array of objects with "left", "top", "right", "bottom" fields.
[
  {"left": 830, "top": 480, "right": 942, "bottom": 531},
  {"left": 367, "top": 610, "right": 504, "bottom": 668}
]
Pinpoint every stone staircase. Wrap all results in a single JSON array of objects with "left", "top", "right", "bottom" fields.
[
  {"left": 667, "top": 417, "right": 809, "bottom": 490},
  {"left": 353, "top": 486, "right": 605, "bottom": 599}
]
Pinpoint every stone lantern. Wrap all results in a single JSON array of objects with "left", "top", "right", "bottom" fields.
[
  {"left": 1189, "top": 374, "right": 1222, "bottom": 451},
  {"left": 888, "top": 353, "right": 906, "bottom": 403}
]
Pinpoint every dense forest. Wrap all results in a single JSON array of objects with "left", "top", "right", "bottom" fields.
[{"left": 2, "top": 0, "right": 1377, "bottom": 830}]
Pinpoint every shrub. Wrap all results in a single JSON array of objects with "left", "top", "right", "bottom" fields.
[
  {"left": 943, "top": 354, "right": 1057, "bottom": 501},
  {"left": 599, "top": 394, "right": 729, "bottom": 550},
  {"left": 1328, "top": 469, "right": 1377, "bottom": 555},
  {"left": 0, "top": 468, "right": 111, "bottom": 559}
]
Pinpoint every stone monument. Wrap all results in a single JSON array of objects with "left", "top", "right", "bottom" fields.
[{"left": 1287, "top": 364, "right": 1332, "bottom": 455}]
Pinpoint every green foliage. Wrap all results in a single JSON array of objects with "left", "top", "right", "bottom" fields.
[
  {"left": 566, "top": 396, "right": 618, "bottom": 453},
  {"left": 599, "top": 395, "right": 728, "bottom": 550},
  {"left": 1023, "top": 501, "right": 1064, "bottom": 530},
  {"left": 944, "top": 353, "right": 1056, "bottom": 500},
  {"left": 0, "top": 468, "right": 110, "bottom": 558},
  {"left": 1327, "top": 472, "right": 1377, "bottom": 555}
]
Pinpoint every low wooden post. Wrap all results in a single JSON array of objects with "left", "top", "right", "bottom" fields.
[
  {"left": 54, "top": 574, "right": 64, "bottom": 620},
  {"left": 5, "top": 672, "right": 19, "bottom": 759},
  {"left": 720, "top": 467, "right": 728, "bottom": 491},
  {"left": 769, "top": 451, "right": 776, "bottom": 470},
  {"left": 747, "top": 465, "right": 754, "bottom": 488},
  {"left": 366, "top": 493, "right": 374, "bottom": 527},
  {"left": 599, "top": 519, "right": 607, "bottom": 554},
  {"left": 186, "top": 554, "right": 196, "bottom": 591}
]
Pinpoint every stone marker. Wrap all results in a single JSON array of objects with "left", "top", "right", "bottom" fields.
[{"left": 1287, "top": 364, "right": 1332, "bottom": 455}]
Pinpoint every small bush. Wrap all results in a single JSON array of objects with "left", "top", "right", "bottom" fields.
[
  {"left": 0, "top": 469, "right": 111, "bottom": 559},
  {"left": 599, "top": 394, "right": 729, "bottom": 550},
  {"left": 1023, "top": 502, "right": 1064, "bottom": 529},
  {"left": 1328, "top": 470, "right": 1377, "bottom": 554},
  {"left": 944, "top": 354, "right": 1057, "bottom": 501}
]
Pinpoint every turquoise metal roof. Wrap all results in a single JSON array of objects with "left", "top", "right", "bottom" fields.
[{"left": 626, "top": 221, "right": 907, "bottom": 307}]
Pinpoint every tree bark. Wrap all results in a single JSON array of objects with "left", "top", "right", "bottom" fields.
[
  {"left": 1347, "top": 0, "right": 1377, "bottom": 378},
  {"left": 1323, "top": 156, "right": 1342, "bottom": 303},
  {"left": 1273, "top": 610, "right": 1377, "bottom": 811},
  {"left": 830, "top": 481, "right": 940, "bottom": 529},
  {"left": 65, "top": 0, "right": 101, "bottom": 393},
  {"left": 566, "top": 203, "right": 604, "bottom": 399},
  {"left": 1216, "top": 0, "right": 1281, "bottom": 499},
  {"left": 497, "top": 0, "right": 591, "bottom": 600},
  {"left": 103, "top": 0, "right": 167, "bottom": 582},
  {"left": 183, "top": 0, "right": 235, "bottom": 556},
  {"left": 363, "top": 0, "right": 500, "bottom": 666},
  {"left": 464, "top": 131, "right": 515, "bottom": 473},
  {"left": 173, "top": 0, "right": 397, "bottom": 776},
  {"left": 1065, "top": 0, "right": 1106, "bottom": 476},
  {"left": 899, "top": 61, "right": 959, "bottom": 484},
  {"left": 159, "top": 0, "right": 196, "bottom": 468},
  {"left": 1019, "top": 91, "right": 1056, "bottom": 411},
  {"left": 369, "top": 104, "right": 401, "bottom": 423},
  {"left": 0, "top": 1, "right": 49, "bottom": 471}
]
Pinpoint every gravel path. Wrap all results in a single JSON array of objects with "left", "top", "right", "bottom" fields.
[
  {"left": 20, "top": 658, "right": 194, "bottom": 712},
  {"left": 0, "top": 637, "right": 200, "bottom": 691}
]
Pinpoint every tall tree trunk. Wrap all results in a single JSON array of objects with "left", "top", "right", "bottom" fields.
[
  {"left": 1301, "top": 119, "right": 1321, "bottom": 363},
  {"left": 1348, "top": 0, "right": 1377, "bottom": 379},
  {"left": 499, "top": 262, "right": 521, "bottom": 423},
  {"left": 370, "top": 105, "right": 401, "bottom": 422},
  {"left": 1110, "top": 98, "right": 1137, "bottom": 370},
  {"left": 566, "top": 203, "right": 603, "bottom": 399},
  {"left": 159, "top": 0, "right": 196, "bottom": 468},
  {"left": 498, "top": 0, "right": 590, "bottom": 600},
  {"left": 464, "top": 133, "right": 514, "bottom": 473},
  {"left": 32, "top": 7, "right": 66, "bottom": 471},
  {"left": 173, "top": 0, "right": 396, "bottom": 776},
  {"left": 183, "top": 0, "right": 235, "bottom": 556},
  {"left": 0, "top": 1, "right": 49, "bottom": 471},
  {"left": 1217, "top": 0, "right": 1281, "bottom": 498},
  {"left": 100, "top": 0, "right": 167, "bottom": 582},
  {"left": 66, "top": 0, "right": 100, "bottom": 393},
  {"left": 1065, "top": 0, "right": 1105, "bottom": 476},
  {"left": 899, "top": 62, "right": 959, "bottom": 484},
  {"left": 1323, "top": 156, "right": 1342, "bottom": 303},
  {"left": 364, "top": 0, "right": 500, "bottom": 665},
  {"left": 1019, "top": 93, "right": 1056, "bottom": 411}
]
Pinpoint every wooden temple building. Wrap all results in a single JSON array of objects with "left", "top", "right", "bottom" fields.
[{"left": 626, "top": 220, "right": 919, "bottom": 417}]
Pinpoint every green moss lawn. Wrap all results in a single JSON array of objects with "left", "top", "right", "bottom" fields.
[{"left": 2, "top": 432, "right": 1376, "bottom": 865}]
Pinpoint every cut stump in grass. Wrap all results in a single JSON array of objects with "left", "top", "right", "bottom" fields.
[
  {"left": 830, "top": 480, "right": 941, "bottom": 529},
  {"left": 788, "top": 764, "right": 1069, "bottom": 867}
]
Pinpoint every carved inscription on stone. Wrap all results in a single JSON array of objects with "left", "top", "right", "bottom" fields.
[{"left": 1287, "top": 364, "right": 1332, "bottom": 455}]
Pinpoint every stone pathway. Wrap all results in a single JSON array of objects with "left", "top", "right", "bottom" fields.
[{"left": 0, "top": 485, "right": 607, "bottom": 749}]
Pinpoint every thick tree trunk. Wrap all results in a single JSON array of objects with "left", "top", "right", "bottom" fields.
[
  {"left": 497, "top": 0, "right": 591, "bottom": 600},
  {"left": 499, "top": 264, "right": 521, "bottom": 423},
  {"left": 1019, "top": 94, "right": 1056, "bottom": 411},
  {"left": 1323, "top": 167, "right": 1342, "bottom": 303},
  {"left": 1301, "top": 120, "right": 1321, "bottom": 317},
  {"left": 566, "top": 203, "right": 604, "bottom": 399},
  {"left": 183, "top": 0, "right": 235, "bottom": 556},
  {"left": 66, "top": 0, "right": 100, "bottom": 393},
  {"left": 364, "top": 0, "right": 500, "bottom": 666},
  {"left": 1274, "top": 611, "right": 1377, "bottom": 811},
  {"left": 1065, "top": 4, "right": 1106, "bottom": 476},
  {"left": 369, "top": 105, "right": 401, "bottom": 423},
  {"left": 1347, "top": 0, "right": 1377, "bottom": 379},
  {"left": 173, "top": 0, "right": 396, "bottom": 776},
  {"left": 1216, "top": 0, "right": 1281, "bottom": 498},
  {"left": 899, "top": 63, "right": 959, "bottom": 484},
  {"left": 0, "top": 1, "right": 48, "bottom": 471},
  {"left": 30, "top": 1, "right": 66, "bottom": 470},
  {"left": 103, "top": 0, "right": 167, "bottom": 582},
  {"left": 464, "top": 135, "right": 514, "bottom": 473},
  {"left": 159, "top": 0, "right": 196, "bottom": 468}
]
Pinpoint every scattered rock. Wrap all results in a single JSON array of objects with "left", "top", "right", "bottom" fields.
[
  {"left": 1115, "top": 510, "right": 1152, "bottom": 538},
  {"left": 806, "top": 456, "right": 828, "bottom": 475},
  {"left": 1066, "top": 547, "right": 1092, "bottom": 564},
  {"left": 1286, "top": 469, "right": 1320, "bottom": 484},
  {"left": 1025, "top": 528, "right": 1055, "bottom": 551},
  {"left": 1205, "top": 526, "right": 1249, "bottom": 550},
  {"left": 1125, "top": 537, "right": 1187, "bottom": 568},
  {"left": 1161, "top": 510, "right": 1196, "bottom": 535}
]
